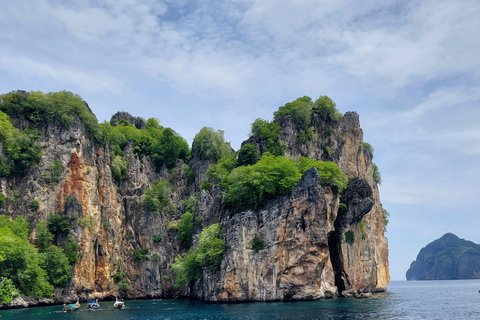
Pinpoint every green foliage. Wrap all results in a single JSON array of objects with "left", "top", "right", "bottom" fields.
[
  {"left": 372, "top": 163, "right": 382, "bottom": 184},
  {"left": 171, "top": 224, "right": 223, "bottom": 289},
  {"left": 195, "top": 224, "right": 223, "bottom": 269},
  {"left": 223, "top": 153, "right": 302, "bottom": 212},
  {"left": 66, "top": 194, "right": 77, "bottom": 204},
  {"left": 0, "top": 217, "right": 54, "bottom": 299},
  {"left": 1, "top": 90, "right": 101, "bottom": 140},
  {"left": 7, "top": 189, "right": 20, "bottom": 205},
  {"left": 134, "top": 248, "right": 149, "bottom": 261},
  {"left": 112, "top": 270, "right": 126, "bottom": 283},
  {"left": 274, "top": 96, "right": 313, "bottom": 129},
  {"left": 183, "top": 165, "right": 195, "bottom": 183},
  {"left": 35, "top": 222, "right": 53, "bottom": 253},
  {"left": 237, "top": 143, "right": 259, "bottom": 166},
  {"left": 363, "top": 142, "right": 374, "bottom": 155},
  {"left": 298, "top": 157, "right": 347, "bottom": 191},
  {"left": 41, "top": 245, "right": 72, "bottom": 287},
  {"left": 0, "top": 111, "right": 42, "bottom": 177},
  {"left": 78, "top": 216, "right": 94, "bottom": 230},
  {"left": 192, "top": 127, "right": 232, "bottom": 162},
  {"left": 206, "top": 152, "right": 238, "bottom": 186},
  {"left": 325, "top": 146, "right": 332, "bottom": 157},
  {"left": 199, "top": 181, "right": 211, "bottom": 191},
  {"left": 338, "top": 203, "right": 348, "bottom": 214},
  {"left": 30, "top": 200, "right": 40, "bottom": 211},
  {"left": 100, "top": 118, "right": 190, "bottom": 171},
  {"left": 383, "top": 209, "right": 390, "bottom": 231},
  {"left": 312, "top": 96, "right": 342, "bottom": 120},
  {"left": 118, "top": 281, "right": 132, "bottom": 292},
  {"left": 250, "top": 237, "right": 264, "bottom": 252},
  {"left": 177, "top": 212, "right": 194, "bottom": 249},
  {"left": 47, "top": 213, "right": 71, "bottom": 235},
  {"left": 345, "top": 230, "right": 354, "bottom": 244},
  {"left": 0, "top": 193, "right": 5, "bottom": 205},
  {"left": 65, "top": 238, "right": 80, "bottom": 265},
  {"left": 296, "top": 127, "right": 315, "bottom": 144},
  {"left": 44, "top": 160, "right": 63, "bottom": 182},
  {"left": 0, "top": 215, "right": 29, "bottom": 239},
  {"left": 250, "top": 118, "right": 284, "bottom": 156},
  {"left": 142, "top": 180, "right": 171, "bottom": 215},
  {"left": 157, "top": 127, "right": 190, "bottom": 169},
  {"left": 151, "top": 254, "right": 160, "bottom": 262},
  {"left": 360, "top": 221, "right": 366, "bottom": 240},
  {"left": 153, "top": 234, "right": 162, "bottom": 243},
  {"left": 111, "top": 154, "right": 128, "bottom": 185},
  {"left": 0, "top": 277, "right": 19, "bottom": 304},
  {"left": 181, "top": 194, "right": 197, "bottom": 213},
  {"left": 171, "top": 249, "right": 202, "bottom": 289}
]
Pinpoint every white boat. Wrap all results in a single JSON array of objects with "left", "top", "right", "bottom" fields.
[{"left": 114, "top": 298, "right": 125, "bottom": 309}]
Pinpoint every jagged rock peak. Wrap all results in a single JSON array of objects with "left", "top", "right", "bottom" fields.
[{"left": 110, "top": 111, "right": 146, "bottom": 129}]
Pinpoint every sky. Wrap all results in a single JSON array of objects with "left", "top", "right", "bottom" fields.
[{"left": 0, "top": 0, "right": 479, "bottom": 281}]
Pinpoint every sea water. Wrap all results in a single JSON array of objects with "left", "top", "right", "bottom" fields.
[{"left": 2, "top": 280, "right": 480, "bottom": 319}]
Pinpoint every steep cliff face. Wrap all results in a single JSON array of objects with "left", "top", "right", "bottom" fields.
[
  {"left": 0, "top": 102, "right": 388, "bottom": 306},
  {"left": 406, "top": 233, "right": 480, "bottom": 280}
]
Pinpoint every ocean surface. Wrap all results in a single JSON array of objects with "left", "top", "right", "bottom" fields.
[{"left": 2, "top": 280, "right": 480, "bottom": 320}]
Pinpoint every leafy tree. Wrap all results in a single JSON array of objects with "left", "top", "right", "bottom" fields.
[
  {"left": 41, "top": 245, "right": 72, "bottom": 287},
  {"left": 0, "top": 277, "right": 19, "bottom": 304},
  {"left": 298, "top": 157, "right": 347, "bottom": 191},
  {"left": 250, "top": 118, "right": 284, "bottom": 156},
  {"left": 65, "top": 238, "right": 80, "bottom": 265},
  {"left": 312, "top": 96, "right": 342, "bottom": 120},
  {"left": 141, "top": 180, "right": 171, "bottom": 215},
  {"left": 250, "top": 237, "right": 264, "bottom": 252},
  {"left": 177, "top": 212, "right": 194, "bottom": 249},
  {"left": 171, "top": 249, "right": 202, "bottom": 289},
  {"left": 111, "top": 154, "right": 128, "bottom": 185},
  {"left": 35, "top": 222, "right": 53, "bottom": 253},
  {"left": 47, "top": 213, "right": 71, "bottom": 236},
  {"left": 0, "top": 222, "right": 53, "bottom": 298},
  {"left": 274, "top": 96, "right": 313, "bottom": 129},
  {"left": 134, "top": 248, "right": 149, "bottom": 261},
  {"left": 171, "top": 223, "right": 223, "bottom": 289},
  {"left": 0, "top": 90, "right": 101, "bottom": 141},
  {"left": 0, "top": 215, "right": 29, "bottom": 239},
  {"left": 192, "top": 127, "right": 232, "bottom": 162},
  {"left": 383, "top": 209, "right": 390, "bottom": 231},
  {"left": 156, "top": 127, "right": 190, "bottom": 169},
  {"left": 206, "top": 152, "right": 238, "bottom": 186},
  {"left": 373, "top": 163, "right": 381, "bottom": 184},
  {"left": 181, "top": 194, "right": 197, "bottom": 213},
  {"left": 195, "top": 223, "right": 223, "bottom": 269},
  {"left": 237, "top": 143, "right": 259, "bottom": 166},
  {"left": 223, "top": 153, "right": 302, "bottom": 212},
  {"left": 0, "top": 111, "right": 42, "bottom": 176}
]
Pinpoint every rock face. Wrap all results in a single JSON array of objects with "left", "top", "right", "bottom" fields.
[
  {"left": 406, "top": 233, "right": 480, "bottom": 280},
  {"left": 0, "top": 105, "right": 389, "bottom": 306}
]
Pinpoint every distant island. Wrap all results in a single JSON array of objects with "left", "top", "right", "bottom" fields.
[{"left": 406, "top": 233, "right": 480, "bottom": 280}]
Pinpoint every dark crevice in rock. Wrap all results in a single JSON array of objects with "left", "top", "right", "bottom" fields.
[{"left": 328, "top": 178, "right": 374, "bottom": 295}]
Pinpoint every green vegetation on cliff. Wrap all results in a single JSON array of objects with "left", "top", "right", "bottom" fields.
[
  {"left": 207, "top": 152, "right": 347, "bottom": 213},
  {"left": 171, "top": 223, "right": 223, "bottom": 289},
  {"left": 192, "top": 127, "right": 232, "bottom": 162},
  {"left": 406, "top": 233, "right": 480, "bottom": 280}
]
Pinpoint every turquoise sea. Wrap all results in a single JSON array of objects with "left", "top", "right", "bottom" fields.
[{"left": 2, "top": 280, "right": 480, "bottom": 319}]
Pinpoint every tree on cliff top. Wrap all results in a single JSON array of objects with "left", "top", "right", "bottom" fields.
[{"left": 192, "top": 127, "right": 232, "bottom": 162}]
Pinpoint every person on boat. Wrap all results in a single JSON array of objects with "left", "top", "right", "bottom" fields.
[{"left": 75, "top": 300, "right": 80, "bottom": 307}]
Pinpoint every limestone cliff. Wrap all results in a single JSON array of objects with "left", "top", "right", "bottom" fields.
[
  {"left": 406, "top": 233, "right": 480, "bottom": 280},
  {"left": 0, "top": 95, "right": 389, "bottom": 307}
]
